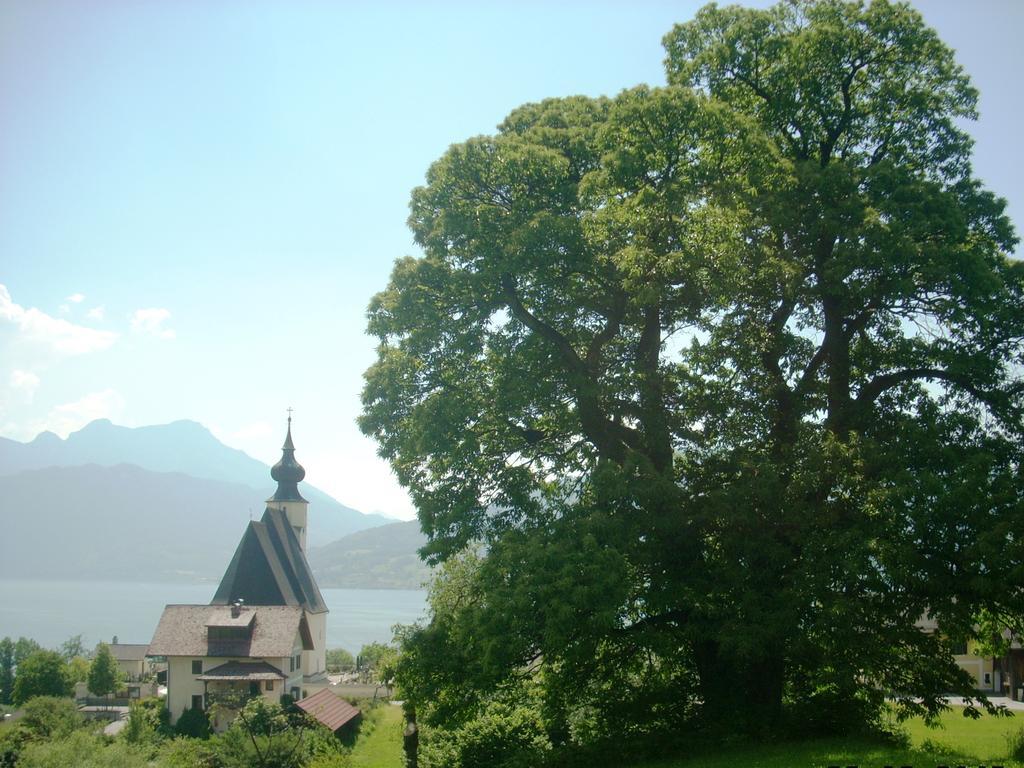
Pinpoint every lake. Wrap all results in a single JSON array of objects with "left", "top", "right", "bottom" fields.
[{"left": 0, "top": 578, "right": 428, "bottom": 654}]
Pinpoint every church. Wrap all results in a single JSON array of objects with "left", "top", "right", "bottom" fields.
[{"left": 147, "top": 418, "right": 329, "bottom": 725}]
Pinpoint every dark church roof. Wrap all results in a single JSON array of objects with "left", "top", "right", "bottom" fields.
[
  {"left": 211, "top": 506, "right": 327, "bottom": 613},
  {"left": 270, "top": 418, "right": 307, "bottom": 502}
]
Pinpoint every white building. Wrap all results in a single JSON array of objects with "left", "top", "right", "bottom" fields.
[{"left": 147, "top": 418, "right": 329, "bottom": 726}]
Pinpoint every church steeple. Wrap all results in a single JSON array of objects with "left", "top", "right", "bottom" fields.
[
  {"left": 267, "top": 411, "right": 310, "bottom": 552},
  {"left": 271, "top": 412, "right": 307, "bottom": 502}
]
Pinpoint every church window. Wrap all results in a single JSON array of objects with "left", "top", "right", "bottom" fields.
[
  {"left": 191, "top": 660, "right": 203, "bottom": 675},
  {"left": 266, "top": 680, "right": 274, "bottom": 691},
  {"left": 191, "top": 694, "right": 203, "bottom": 710}
]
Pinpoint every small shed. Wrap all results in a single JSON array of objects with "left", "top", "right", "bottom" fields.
[{"left": 294, "top": 689, "right": 361, "bottom": 737}]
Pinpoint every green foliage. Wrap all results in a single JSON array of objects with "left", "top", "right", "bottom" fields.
[
  {"left": 0, "top": 639, "right": 13, "bottom": 706},
  {"left": 326, "top": 647, "right": 356, "bottom": 673},
  {"left": 154, "top": 737, "right": 221, "bottom": 768},
  {"left": 11, "top": 651, "right": 71, "bottom": 705},
  {"left": 87, "top": 642, "right": 122, "bottom": 698},
  {"left": 357, "top": 643, "right": 393, "bottom": 672},
  {"left": 223, "top": 697, "right": 309, "bottom": 768},
  {"left": 18, "top": 696, "right": 83, "bottom": 740},
  {"left": 58, "top": 635, "right": 85, "bottom": 662},
  {"left": 1010, "top": 725, "right": 1024, "bottom": 763},
  {"left": 122, "top": 700, "right": 162, "bottom": 748},
  {"left": 65, "top": 656, "right": 90, "bottom": 685},
  {"left": 419, "top": 695, "right": 550, "bottom": 768},
  {"left": 174, "top": 706, "right": 211, "bottom": 739},
  {"left": 363, "top": 0, "right": 1024, "bottom": 754},
  {"left": 13, "top": 639, "right": 40, "bottom": 668},
  {"left": 17, "top": 730, "right": 150, "bottom": 768}
]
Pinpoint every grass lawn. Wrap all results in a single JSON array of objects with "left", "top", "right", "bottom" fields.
[
  {"left": 640, "top": 737, "right": 1000, "bottom": 768},
  {"left": 638, "top": 709, "right": 1023, "bottom": 768},
  {"left": 349, "top": 703, "right": 405, "bottom": 768},
  {"left": 342, "top": 704, "right": 1024, "bottom": 768},
  {"left": 904, "top": 706, "right": 1021, "bottom": 764}
]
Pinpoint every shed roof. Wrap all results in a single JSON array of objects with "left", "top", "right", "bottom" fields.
[
  {"left": 295, "top": 689, "right": 361, "bottom": 732},
  {"left": 147, "top": 604, "right": 312, "bottom": 658}
]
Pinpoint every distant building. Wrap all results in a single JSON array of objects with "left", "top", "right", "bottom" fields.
[
  {"left": 147, "top": 418, "right": 329, "bottom": 726},
  {"left": 106, "top": 643, "right": 156, "bottom": 682}
]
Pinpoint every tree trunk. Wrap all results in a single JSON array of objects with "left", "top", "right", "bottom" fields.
[{"left": 694, "top": 639, "right": 785, "bottom": 736}]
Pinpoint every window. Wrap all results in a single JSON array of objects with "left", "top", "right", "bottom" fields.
[
  {"left": 266, "top": 680, "right": 274, "bottom": 691},
  {"left": 208, "top": 626, "right": 249, "bottom": 641},
  {"left": 191, "top": 659, "right": 203, "bottom": 675},
  {"left": 985, "top": 673, "right": 992, "bottom": 686},
  {"left": 191, "top": 694, "right": 203, "bottom": 710},
  {"left": 289, "top": 656, "right": 294, "bottom": 673},
  {"left": 951, "top": 640, "right": 968, "bottom": 655},
  {"left": 290, "top": 687, "right": 300, "bottom": 700}
]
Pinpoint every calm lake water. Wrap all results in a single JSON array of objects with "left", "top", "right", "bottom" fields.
[{"left": 0, "top": 579, "right": 428, "bottom": 654}]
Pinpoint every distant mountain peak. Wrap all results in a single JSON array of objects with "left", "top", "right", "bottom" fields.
[{"left": 0, "top": 416, "right": 391, "bottom": 547}]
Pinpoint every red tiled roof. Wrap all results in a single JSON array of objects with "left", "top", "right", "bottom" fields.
[{"left": 295, "top": 689, "right": 361, "bottom": 732}]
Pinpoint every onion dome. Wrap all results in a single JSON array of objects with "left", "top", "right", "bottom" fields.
[{"left": 270, "top": 416, "right": 307, "bottom": 501}]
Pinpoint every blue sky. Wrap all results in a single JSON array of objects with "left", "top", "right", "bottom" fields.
[{"left": 1, "top": 0, "right": 1020, "bottom": 520}]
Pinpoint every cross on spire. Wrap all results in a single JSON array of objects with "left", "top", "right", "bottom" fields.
[{"left": 287, "top": 406, "right": 294, "bottom": 426}]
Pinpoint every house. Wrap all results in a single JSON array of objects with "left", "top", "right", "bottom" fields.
[
  {"left": 106, "top": 643, "right": 155, "bottom": 682},
  {"left": 918, "top": 613, "right": 1023, "bottom": 700},
  {"left": 147, "top": 417, "right": 330, "bottom": 726}
]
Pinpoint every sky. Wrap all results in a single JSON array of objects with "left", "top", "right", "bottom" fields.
[{"left": 0, "top": 0, "right": 1020, "bottom": 521}]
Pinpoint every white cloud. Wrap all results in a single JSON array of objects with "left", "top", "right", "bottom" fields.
[
  {"left": 37, "top": 388, "right": 125, "bottom": 438},
  {"left": 86, "top": 306, "right": 105, "bottom": 321},
  {"left": 9, "top": 370, "right": 40, "bottom": 403},
  {"left": 0, "top": 284, "right": 118, "bottom": 355},
  {"left": 130, "top": 308, "right": 176, "bottom": 339},
  {"left": 66, "top": 293, "right": 85, "bottom": 304}
]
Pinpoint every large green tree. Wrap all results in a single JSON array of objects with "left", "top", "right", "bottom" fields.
[
  {"left": 362, "top": 0, "right": 1022, "bottom": 744},
  {"left": 11, "top": 650, "right": 72, "bottom": 706}
]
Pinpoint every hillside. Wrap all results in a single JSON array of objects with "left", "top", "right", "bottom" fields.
[
  {"left": 0, "top": 464, "right": 267, "bottom": 581},
  {"left": 0, "top": 419, "right": 390, "bottom": 546},
  {"left": 309, "top": 520, "right": 431, "bottom": 590}
]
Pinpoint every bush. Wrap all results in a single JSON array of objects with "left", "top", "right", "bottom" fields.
[
  {"left": 17, "top": 730, "right": 150, "bottom": 768},
  {"left": 154, "top": 736, "right": 220, "bottom": 768},
  {"left": 18, "top": 696, "right": 83, "bottom": 740},
  {"left": 420, "top": 699, "right": 550, "bottom": 768},
  {"left": 174, "top": 706, "right": 211, "bottom": 739},
  {"left": 1009, "top": 725, "right": 1024, "bottom": 762},
  {"left": 121, "top": 700, "right": 164, "bottom": 748}
]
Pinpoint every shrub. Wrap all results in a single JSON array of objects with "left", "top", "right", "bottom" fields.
[
  {"left": 18, "top": 696, "right": 83, "bottom": 740},
  {"left": 420, "top": 699, "right": 550, "bottom": 768},
  {"left": 154, "top": 736, "right": 220, "bottom": 768},
  {"left": 17, "top": 730, "right": 150, "bottom": 768},
  {"left": 174, "top": 706, "right": 211, "bottom": 739},
  {"left": 1009, "top": 725, "right": 1024, "bottom": 762}
]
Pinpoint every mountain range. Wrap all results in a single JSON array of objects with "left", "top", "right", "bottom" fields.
[
  {"left": 0, "top": 419, "right": 428, "bottom": 586},
  {"left": 0, "top": 419, "right": 390, "bottom": 546}
]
